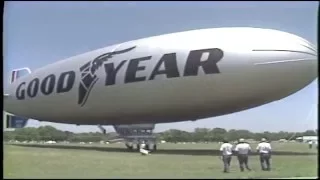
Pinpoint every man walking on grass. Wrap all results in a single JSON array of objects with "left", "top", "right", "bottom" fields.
[
  {"left": 234, "top": 138, "right": 252, "bottom": 172},
  {"left": 256, "top": 138, "right": 272, "bottom": 171},
  {"left": 219, "top": 139, "right": 233, "bottom": 173}
]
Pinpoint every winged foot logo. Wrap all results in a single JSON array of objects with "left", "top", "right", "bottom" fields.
[{"left": 78, "top": 46, "right": 136, "bottom": 107}]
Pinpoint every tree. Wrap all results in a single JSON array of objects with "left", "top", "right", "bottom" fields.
[
  {"left": 303, "top": 130, "right": 317, "bottom": 136},
  {"left": 3, "top": 125, "right": 317, "bottom": 144},
  {"left": 210, "top": 128, "right": 227, "bottom": 142}
]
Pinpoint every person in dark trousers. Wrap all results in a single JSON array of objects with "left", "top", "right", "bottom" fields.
[
  {"left": 234, "top": 138, "right": 252, "bottom": 172},
  {"left": 219, "top": 139, "right": 233, "bottom": 173},
  {"left": 256, "top": 138, "right": 272, "bottom": 171},
  {"left": 308, "top": 141, "right": 313, "bottom": 149}
]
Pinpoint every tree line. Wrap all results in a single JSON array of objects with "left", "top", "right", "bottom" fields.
[{"left": 3, "top": 125, "right": 317, "bottom": 143}]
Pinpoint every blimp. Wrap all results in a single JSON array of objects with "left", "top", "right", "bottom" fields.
[{"left": 3, "top": 27, "right": 318, "bottom": 151}]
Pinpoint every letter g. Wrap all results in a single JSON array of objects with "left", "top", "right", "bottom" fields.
[{"left": 16, "top": 82, "right": 26, "bottom": 100}]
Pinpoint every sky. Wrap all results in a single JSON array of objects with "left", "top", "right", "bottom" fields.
[{"left": 3, "top": 1, "right": 318, "bottom": 133}]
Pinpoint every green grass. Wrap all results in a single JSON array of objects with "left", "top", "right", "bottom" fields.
[{"left": 4, "top": 142, "right": 318, "bottom": 179}]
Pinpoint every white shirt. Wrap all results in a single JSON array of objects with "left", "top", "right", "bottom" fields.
[
  {"left": 235, "top": 143, "right": 251, "bottom": 154},
  {"left": 139, "top": 143, "right": 149, "bottom": 154},
  {"left": 140, "top": 143, "right": 146, "bottom": 149},
  {"left": 256, "top": 142, "right": 272, "bottom": 154},
  {"left": 219, "top": 143, "right": 233, "bottom": 155},
  {"left": 308, "top": 141, "right": 313, "bottom": 145}
]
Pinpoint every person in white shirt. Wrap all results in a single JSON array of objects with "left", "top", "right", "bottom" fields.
[
  {"left": 219, "top": 139, "right": 233, "bottom": 173},
  {"left": 308, "top": 140, "right": 313, "bottom": 149},
  {"left": 139, "top": 140, "right": 149, "bottom": 155},
  {"left": 234, "top": 138, "right": 252, "bottom": 172},
  {"left": 256, "top": 138, "right": 272, "bottom": 171}
]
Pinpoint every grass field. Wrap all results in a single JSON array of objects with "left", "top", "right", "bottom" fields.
[{"left": 4, "top": 142, "right": 318, "bottom": 179}]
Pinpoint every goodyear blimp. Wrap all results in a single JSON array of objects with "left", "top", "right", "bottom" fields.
[{"left": 3, "top": 27, "right": 317, "bottom": 150}]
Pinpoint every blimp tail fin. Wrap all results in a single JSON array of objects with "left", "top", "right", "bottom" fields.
[
  {"left": 4, "top": 67, "right": 31, "bottom": 129},
  {"left": 3, "top": 111, "right": 29, "bottom": 130},
  {"left": 10, "top": 67, "right": 32, "bottom": 83}
]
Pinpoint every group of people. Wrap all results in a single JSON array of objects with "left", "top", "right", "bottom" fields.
[
  {"left": 138, "top": 138, "right": 272, "bottom": 173},
  {"left": 219, "top": 138, "right": 272, "bottom": 173}
]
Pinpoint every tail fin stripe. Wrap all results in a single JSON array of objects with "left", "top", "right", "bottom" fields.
[{"left": 9, "top": 67, "right": 32, "bottom": 83}]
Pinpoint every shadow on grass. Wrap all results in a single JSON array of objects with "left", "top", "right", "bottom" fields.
[{"left": 9, "top": 143, "right": 318, "bottom": 156}]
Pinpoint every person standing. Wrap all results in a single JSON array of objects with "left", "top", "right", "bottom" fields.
[
  {"left": 139, "top": 140, "right": 149, "bottom": 155},
  {"left": 234, "top": 138, "right": 252, "bottom": 172},
  {"left": 256, "top": 138, "right": 272, "bottom": 171},
  {"left": 308, "top": 140, "right": 313, "bottom": 149},
  {"left": 219, "top": 139, "right": 233, "bottom": 173}
]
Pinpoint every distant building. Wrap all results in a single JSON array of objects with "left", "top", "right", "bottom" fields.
[
  {"left": 45, "top": 141, "right": 57, "bottom": 144},
  {"left": 296, "top": 136, "right": 318, "bottom": 143},
  {"left": 278, "top": 139, "right": 288, "bottom": 143}
]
